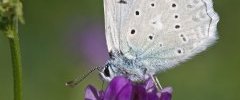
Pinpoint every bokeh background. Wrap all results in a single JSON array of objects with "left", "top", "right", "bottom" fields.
[{"left": 0, "top": 0, "right": 239, "bottom": 100}]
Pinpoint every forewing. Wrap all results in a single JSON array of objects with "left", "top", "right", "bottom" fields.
[{"left": 103, "top": 0, "right": 137, "bottom": 52}]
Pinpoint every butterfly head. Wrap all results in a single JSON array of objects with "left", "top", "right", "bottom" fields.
[{"left": 100, "top": 63, "right": 118, "bottom": 82}]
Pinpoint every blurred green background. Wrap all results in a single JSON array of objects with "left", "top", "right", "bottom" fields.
[{"left": 0, "top": 0, "right": 240, "bottom": 100}]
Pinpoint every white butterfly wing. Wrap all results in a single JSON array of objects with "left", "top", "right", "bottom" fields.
[
  {"left": 143, "top": 0, "right": 220, "bottom": 73},
  {"left": 103, "top": 0, "right": 137, "bottom": 52},
  {"left": 104, "top": 0, "right": 219, "bottom": 74}
]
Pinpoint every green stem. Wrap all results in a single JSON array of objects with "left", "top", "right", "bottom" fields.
[
  {"left": 0, "top": 0, "right": 24, "bottom": 99},
  {"left": 7, "top": 17, "right": 23, "bottom": 100}
]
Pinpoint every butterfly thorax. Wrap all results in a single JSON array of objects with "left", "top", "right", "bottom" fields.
[{"left": 100, "top": 50, "right": 150, "bottom": 82}]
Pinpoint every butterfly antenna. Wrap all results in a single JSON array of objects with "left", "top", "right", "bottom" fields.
[{"left": 65, "top": 66, "right": 102, "bottom": 87}]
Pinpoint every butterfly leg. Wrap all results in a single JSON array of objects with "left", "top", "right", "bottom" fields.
[{"left": 151, "top": 75, "right": 163, "bottom": 90}]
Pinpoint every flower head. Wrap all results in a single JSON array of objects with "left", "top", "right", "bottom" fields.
[{"left": 85, "top": 76, "right": 172, "bottom": 100}]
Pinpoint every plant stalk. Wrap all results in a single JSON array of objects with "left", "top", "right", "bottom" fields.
[{"left": 7, "top": 17, "right": 23, "bottom": 100}]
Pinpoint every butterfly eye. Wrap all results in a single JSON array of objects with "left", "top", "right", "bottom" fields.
[{"left": 103, "top": 66, "right": 110, "bottom": 77}]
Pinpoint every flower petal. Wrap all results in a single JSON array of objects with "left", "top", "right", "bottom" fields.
[
  {"left": 158, "top": 87, "right": 173, "bottom": 100},
  {"left": 85, "top": 85, "right": 100, "bottom": 100},
  {"left": 161, "top": 87, "right": 173, "bottom": 93},
  {"left": 132, "top": 85, "right": 147, "bottom": 100},
  {"left": 104, "top": 76, "right": 131, "bottom": 100},
  {"left": 159, "top": 92, "right": 172, "bottom": 100},
  {"left": 116, "top": 82, "right": 133, "bottom": 100},
  {"left": 98, "top": 90, "right": 104, "bottom": 99},
  {"left": 147, "top": 92, "right": 159, "bottom": 100},
  {"left": 144, "top": 78, "right": 157, "bottom": 93},
  {"left": 85, "top": 77, "right": 173, "bottom": 100}
]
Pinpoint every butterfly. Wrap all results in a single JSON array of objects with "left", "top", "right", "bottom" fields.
[{"left": 66, "top": 0, "right": 219, "bottom": 88}]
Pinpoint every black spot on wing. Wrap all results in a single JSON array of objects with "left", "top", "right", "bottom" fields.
[
  {"left": 174, "top": 15, "right": 179, "bottom": 19},
  {"left": 118, "top": 0, "right": 127, "bottom": 4},
  {"left": 131, "top": 29, "right": 136, "bottom": 34},
  {"left": 151, "top": 3, "right": 155, "bottom": 7},
  {"left": 172, "top": 3, "right": 177, "bottom": 8},
  {"left": 149, "top": 35, "right": 153, "bottom": 40},
  {"left": 175, "top": 25, "right": 180, "bottom": 29},
  {"left": 135, "top": 11, "right": 140, "bottom": 15}
]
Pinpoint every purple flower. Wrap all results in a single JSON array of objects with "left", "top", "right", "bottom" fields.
[{"left": 85, "top": 76, "right": 172, "bottom": 100}]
